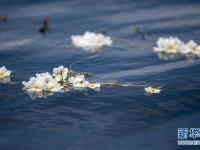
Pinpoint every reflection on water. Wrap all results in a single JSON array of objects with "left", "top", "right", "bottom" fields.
[
  {"left": 0, "top": 76, "right": 11, "bottom": 83},
  {"left": 0, "top": 0, "right": 200, "bottom": 150}
]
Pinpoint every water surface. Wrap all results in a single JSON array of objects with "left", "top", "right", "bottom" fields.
[{"left": 0, "top": 0, "right": 200, "bottom": 149}]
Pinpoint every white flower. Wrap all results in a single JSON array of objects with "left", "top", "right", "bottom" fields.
[
  {"left": 23, "top": 77, "right": 46, "bottom": 92},
  {"left": 22, "top": 72, "right": 63, "bottom": 93},
  {"left": 46, "top": 79, "right": 63, "bottom": 92},
  {"left": 68, "top": 74, "right": 89, "bottom": 88},
  {"left": 154, "top": 37, "right": 184, "bottom": 54},
  {"left": 0, "top": 66, "right": 11, "bottom": 79},
  {"left": 36, "top": 72, "right": 53, "bottom": 84},
  {"left": 53, "top": 66, "right": 68, "bottom": 82},
  {"left": 181, "top": 40, "right": 200, "bottom": 56},
  {"left": 71, "top": 31, "right": 112, "bottom": 51},
  {"left": 145, "top": 86, "right": 161, "bottom": 94},
  {"left": 68, "top": 74, "right": 101, "bottom": 90}
]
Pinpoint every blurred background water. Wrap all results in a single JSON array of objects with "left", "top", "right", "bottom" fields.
[{"left": 0, "top": 0, "right": 200, "bottom": 149}]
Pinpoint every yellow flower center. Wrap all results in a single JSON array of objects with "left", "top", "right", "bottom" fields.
[
  {"left": 0, "top": 72, "right": 5, "bottom": 78},
  {"left": 59, "top": 70, "right": 63, "bottom": 76},
  {"left": 192, "top": 47, "right": 197, "bottom": 52},
  {"left": 90, "top": 84, "right": 95, "bottom": 88},
  {"left": 49, "top": 85, "right": 55, "bottom": 92},
  {"left": 33, "top": 83, "right": 40, "bottom": 89},
  {"left": 45, "top": 79, "right": 50, "bottom": 83},
  {"left": 149, "top": 88, "right": 156, "bottom": 93},
  {"left": 96, "top": 38, "right": 102, "bottom": 43},
  {"left": 166, "top": 44, "right": 177, "bottom": 53},
  {"left": 167, "top": 45, "right": 176, "bottom": 50}
]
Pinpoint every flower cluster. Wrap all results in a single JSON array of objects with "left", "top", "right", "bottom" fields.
[
  {"left": 154, "top": 37, "right": 184, "bottom": 54},
  {"left": 0, "top": 66, "right": 11, "bottom": 83},
  {"left": 68, "top": 74, "right": 100, "bottom": 89},
  {"left": 22, "top": 66, "right": 101, "bottom": 99},
  {"left": 22, "top": 72, "right": 63, "bottom": 93},
  {"left": 154, "top": 37, "right": 200, "bottom": 59},
  {"left": 71, "top": 31, "right": 112, "bottom": 51},
  {"left": 181, "top": 40, "right": 200, "bottom": 56}
]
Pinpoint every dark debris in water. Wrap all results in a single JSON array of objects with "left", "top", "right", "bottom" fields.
[
  {"left": 100, "top": 30, "right": 107, "bottom": 35},
  {"left": 38, "top": 17, "right": 49, "bottom": 34},
  {"left": 0, "top": 16, "right": 7, "bottom": 22},
  {"left": 133, "top": 27, "right": 152, "bottom": 40}
]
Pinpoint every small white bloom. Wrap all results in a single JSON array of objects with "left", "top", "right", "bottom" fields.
[
  {"left": 154, "top": 37, "right": 184, "bottom": 54},
  {"left": 27, "top": 79, "right": 46, "bottom": 92},
  {"left": 36, "top": 72, "right": 53, "bottom": 84},
  {"left": 0, "top": 66, "right": 11, "bottom": 79},
  {"left": 68, "top": 74, "right": 89, "bottom": 88},
  {"left": 181, "top": 40, "right": 200, "bottom": 56},
  {"left": 46, "top": 79, "right": 63, "bottom": 92},
  {"left": 68, "top": 74, "right": 84, "bottom": 83},
  {"left": 71, "top": 31, "right": 112, "bottom": 51},
  {"left": 53, "top": 66, "right": 68, "bottom": 82},
  {"left": 145, "top": 86, "right": 161, "bottom": 94}
]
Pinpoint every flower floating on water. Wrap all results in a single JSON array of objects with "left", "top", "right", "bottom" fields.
[
  {"left": 68, "top": 74, "right": 101, "bottom": 90},
  {"left": 71, "top": 31, "right": 112, "bottom": 51},
  {"left": 154, "top": 37, "right": 200, "bottom": 60},
  {"left": 22, "top": 66, "right": 101, "bottom": 99},
  {"left": 0, "top": 66, "right": 11, "bottom": 83},
  {"left": 68, "top": 74, "right": 89, "bottom": 88},
  {"left": 0, "top": 66, "right": 11, "bottom": 79},
  {"left": 181, "top": 40, "right": 200, "bottom": 57},
  {"left": 22, "top": 72, "right": 63, "bottom": 93},
  {"left": 145, "top": 86, "right": 161, "bottom": 94},
  {"left": 154, "top": 37, "right": 184, "bottom": 54},
  {"left": 53, "top": 66, "right": 68, "bottom": 82}
]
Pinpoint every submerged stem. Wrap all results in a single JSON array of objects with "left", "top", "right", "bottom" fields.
[{"left": 103, "top": 82, "right": 146, "bottom": 87}]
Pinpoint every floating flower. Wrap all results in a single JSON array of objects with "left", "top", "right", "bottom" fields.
[
  {"left": 154, "top": 37, "right": 184, "bottom": 54},
  {"left": 71, "top": 31, "right": 112, "bottom": 51},
  {"left": 53, "top": 66, "right": 68, "bottom": 82},
  {"left": 154, "top": 37, "right": 200, "bottom": 60},
  {"left": 22, "top": 66, "right": 101, "bottom": 98},
  {"left": 22, "top": 77, "right": 46, "bottom": 92},
  {"left": 47, "top": 80, "right": 63, "bottom": 92},
  {"left": 22, "top": 72, "right": 63, "bottom": 93},
  {"left": 68, "top": 74, "right": 101, "bottom": 89},
  {"left": 145, "top": 86, "right": 161, "bottom": 94},
  {"left": 0, "top": 66, "right": 11, "bottom": 83},
  {"left": 68, "top": 74, "right": 89, "bottom": 88},
  {"left": 0, "top": 66, "right": 11, "bottom": 79},
  {"left": 181, "top": 40, "right": 200, "bottom": 56}
]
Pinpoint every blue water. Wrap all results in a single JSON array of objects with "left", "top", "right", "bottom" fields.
[{"left": 0, "top": 0, "right": 200, "bottom": 149}]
